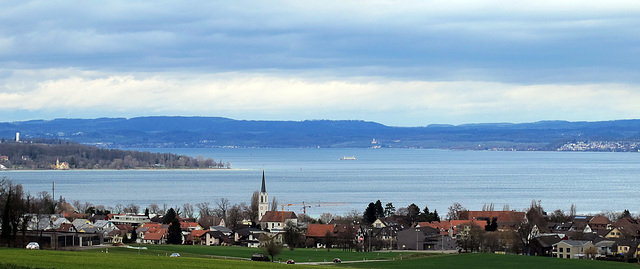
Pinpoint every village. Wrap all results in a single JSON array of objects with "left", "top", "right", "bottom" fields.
[{"left": 4, "top": 172, "right": 638, "bottom": 264}]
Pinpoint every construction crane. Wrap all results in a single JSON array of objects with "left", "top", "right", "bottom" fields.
[{"left": 281, "top": 201, "right": 350, "bottom": 214}]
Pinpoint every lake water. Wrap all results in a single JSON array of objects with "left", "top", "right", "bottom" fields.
[{"left": 1, "top": 148, "right": 639, "bottom": 217}]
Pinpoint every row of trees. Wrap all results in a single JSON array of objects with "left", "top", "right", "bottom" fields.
[
  {"left": 0, "top": 178, "right": 58, "bottom": 247},
  {"left": 0, "top": 142, "right": 229, "bottom": 169},
  {"left": 362, "top": 200, "right": 440, "bottom": 225}
]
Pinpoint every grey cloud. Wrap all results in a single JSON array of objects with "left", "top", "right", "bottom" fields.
[{"left": 0, "top": 1, "right": 639, "bottom": 84}]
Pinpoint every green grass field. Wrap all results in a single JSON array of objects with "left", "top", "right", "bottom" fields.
[
  {"left": 81, "top": 244, "right": 421, "bottom": 262},
  {"left": 2, "top": 246, "right": 640, "bottom": 269}
]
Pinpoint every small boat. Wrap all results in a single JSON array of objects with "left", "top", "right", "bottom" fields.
[{"left": 340, "top": 156, "right": 357, "bottom": 160}]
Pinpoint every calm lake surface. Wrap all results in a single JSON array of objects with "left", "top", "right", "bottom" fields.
[{"left": 2, "top": 148, "right": 638, "bottom": 217}]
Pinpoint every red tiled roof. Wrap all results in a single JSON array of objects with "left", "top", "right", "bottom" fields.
[
  {"left": 115, "top": 224, "right": 133, "bottom": 231},
  {"left": 144, "top": 231, "right": 166, "bottom": 241},
  {"left": 589, "top": 216, "right": 611, "bottom": 225},
  {"left": 465, "top": 211, "right": 525, "bottom": 225},
  {"left": 180, "top": 222, "right": 201, "bottom": 230},
  {"left": 260, "top": 211, "right": 297, "bottom": 223},
  {"left": 191, "top": 229, "right": 209, "bottom": 238},
  {"left": 306, "top": 224, "right": 335, "bottom": 238},
  {"left": 54, "top": 223, "right": 75, "bottom": 232}
]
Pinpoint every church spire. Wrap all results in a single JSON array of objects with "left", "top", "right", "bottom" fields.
[{"left": 261, "top": 170, "right": 266, "bottom": 193}]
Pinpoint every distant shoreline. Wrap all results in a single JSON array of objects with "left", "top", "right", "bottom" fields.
[{"left": 0, "top": 167, "right": 248, "bottom": 172}]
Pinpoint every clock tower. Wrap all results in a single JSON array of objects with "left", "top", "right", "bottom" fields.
[{"left": 258, "top": 170, "right": 269, "bottom": 221}]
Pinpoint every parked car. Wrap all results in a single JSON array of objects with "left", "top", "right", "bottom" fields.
[
  {"left": 333, "top": 258, "right": 341, "bottom": 263},
  {"left": 169, "top": 253, "right": 180, "bottom": 257},
  {"left": 286, "top": 259, "right": 295, "bottom": 264},
  {"left": 25, "top": 242, "right": 40, "bottom": 250},
  {"left": 251, "top": 253, "right": 270, "bottom": 262}
]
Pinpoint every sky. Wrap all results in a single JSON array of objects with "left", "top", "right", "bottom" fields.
[{"left": 1, "top": 1, "right": 639, "bottom": 126}]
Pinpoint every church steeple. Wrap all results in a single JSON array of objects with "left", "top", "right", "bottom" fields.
[
  {"left": 261, "top": 170, "right": 266, "bottom": 193},
  {"left": 258, "top": 170, "right": 269, "bottom": 222}
]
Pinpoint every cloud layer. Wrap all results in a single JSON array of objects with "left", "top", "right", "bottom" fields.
[{"left": 1, "top": 1, "right": 639, "bottom": 125}]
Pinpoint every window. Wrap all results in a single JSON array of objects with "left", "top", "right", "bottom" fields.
[
  {"left": 559, "top": 247, "right": 563, "bottom": 252},
  {"left": 559, "top": 254, "right": 563, "bottom": 258},
  {"left": 566, "top": 248, "right": 570, "bottom": 253}
]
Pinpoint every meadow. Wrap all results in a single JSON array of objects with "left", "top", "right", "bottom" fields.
[{"left": 1, "top": 245, "right": 639, "bottom": 269}]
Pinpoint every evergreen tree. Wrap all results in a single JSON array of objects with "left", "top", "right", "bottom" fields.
[
  {"left": 363, "top": 202, "right": 377, "bottom": 224},
  {"left": 384, "top": 202, "right": 395, "bottom": 217},
  {"left": 432, "top": 209, "right": 440, "bottom": 222},
  {"left": 167, "top": 218, "right": 182, "bottom": 244},
  {"left": 407, "top": 203, "right": 420, "bottom": 223},
  {"left": 130, "top": 226, "right": 138, "bottom": 242},
  {"left": 374, "top": 200, "right": 384, "bottom": 218},
  {"left": 162, "top": 208, "right": 177, "bottom": 224}
]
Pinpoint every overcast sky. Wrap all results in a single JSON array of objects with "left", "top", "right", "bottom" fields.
[{"left": 1, "top": 0, "right": 639, "bottom": 126}]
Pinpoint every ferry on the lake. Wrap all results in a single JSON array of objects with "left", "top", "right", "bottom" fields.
[{"left": 340, "top": 156, "right": 357, "bottom": 160}]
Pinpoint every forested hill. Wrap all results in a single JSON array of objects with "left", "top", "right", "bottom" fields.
[
  {"left": 1, "top": 117, "right": 640, "bottom": 150},
  {"left": 0, "top": 142, "right": 227, "bottom": 170}
]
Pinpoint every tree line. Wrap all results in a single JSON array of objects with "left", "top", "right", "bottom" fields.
[{"left": 0, "top": 141, "right": 229, "bottom": 169}]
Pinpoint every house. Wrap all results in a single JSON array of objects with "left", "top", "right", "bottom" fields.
[
  {"left": 594, "top": 240, "right": 616, "bottom": 257},
  {"left": 180, "top": 221, "right": 203, "bottom": 231},
  {"left": 93, "top": 220, "right": 116, "bottom": 231},
  {"left": 609, "top": 218, "right": 640, "bottom": 239},
  {"left": 142, "top": 230, "right": 167, "bottom": 244},
  {"left": 110, "top": 214, "right": 151, "bottom": 225},
  {"left": 372, "top": 225, "right": 400, "bottom": 250},
  {"left": 189, "top": 229, "right": 208, "bottom": 245},
  {"left": 528, "top": 235, "right": 562, "bottom": 256},
  {"left": 462, "top": 211, "right": 525, "bottom": 231},
  {"left": 552, "top": 240, "right": 595, "bottom": 259},
  {"left": 259, "top": 211, "right": 297, "bottom": 232},
  {"left": 588, "top": 216, "right": 611, "bottom": 232},
  {"left": 305, "top": 224, "right": 336, "bottom": 248},
  {"left": 201, "top": 230, "right": 229, "bottom": 246},
  {"left": 199, "top": 216, "right": 226, "bottom": 229},
  {"left": 235, "top": 227, "right": 267, "bottom": 247},
  {"left": 209, "top": 226, "right": 233, "bottom": 237},
  {"left": 397, "top": 226, "right": 456, "bottom": 251},
  {"left": 72, "top": 219, "right": 92, "bottom": 231},
  {"left": 52, "top": 223, "right": 78, "bottom": 233},
  {"left": 605, "top": 227, "right": 629, "bottom": 239},
  {"left": 106, "top": 229, "right": 126, "bottom": 244},
  {"left": 615, "top": 239, "right": 638, "bottom": 257}
]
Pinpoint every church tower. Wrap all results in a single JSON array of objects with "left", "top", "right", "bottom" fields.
[{"left": 258, "top": 170, "right": 269, "bottom": 221}]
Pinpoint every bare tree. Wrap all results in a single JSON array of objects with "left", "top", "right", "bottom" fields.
[
  {"left": 124, "top": 203, "right": 139, "bottom": 214},
  {"left": 250, "top": 191, "right": 259, "bottom": 223},
  {"left": 259, "top": 233, "right": 283, "bottom": 262},
  {"left": 270, "top": 197, "right": 278, "bottom": 212},
  {"left": 319, "top": 212, "right": 333, "bottom": 224},
  {"left": 196, "top": 202, "right": 212, "bottom": 219},
  {"left": 114, "top": 203, "right": 124, "bottom": 214},
  {"left": 148, "top": 203, "right": 160, "bottom": 214},
  {"left": 183, "top": 203, "right": 194, "bottom": 219},
  {"left": 216, "top": 198, "right": 230, "bottom": 221},
  {"left": 446, "top": 202, "right": 465, "bottom": 221},
  {"left": 227, "top": 204, "right": 243, "bottom": 230},
  {"left": 569, "top": 204, "right": 577, "bottom": 217},
  {"left": 73, "top": 200, "right": 93, "bottom": 214}
]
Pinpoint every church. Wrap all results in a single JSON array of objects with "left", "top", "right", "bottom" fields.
[{"left": 257, "top": 170, "right": 297, "bottom": 232}]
